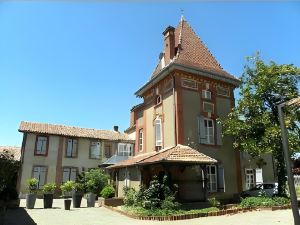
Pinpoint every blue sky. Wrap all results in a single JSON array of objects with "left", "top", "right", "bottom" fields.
[{"left": 0, "top": 2, "right": 299, "bottom": 146}]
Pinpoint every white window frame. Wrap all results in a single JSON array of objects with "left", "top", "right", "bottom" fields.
[
  {"left": 118, "top": 143, "right": 133, "bottom": 156},
  {"left": 217, "top": 86, "right": 230, "bottom": 97},
  {"left": 207, "top": 165, "right": 217, "bottom": 192},
  {"left": 66, "top": 138, "right": 77, "bottom": 158},
  {"left": 200, "top": 118, "right": 214, "bottom": 145},
  {"left": 90, "top": 140, "right": 101, "bottom": 159},
  {"left": 155, "top": 117, "right": 162, "bottom": 147},
  {"left": 62, "top": 167, "right": 78, "bottom": 183},
  {"left": 203, "top": 102, "right": 214, "bottom": 114},
  {"left": 181, "top": 79, "right": 198, "bottom": 90},
  {"left": 32, "top": 166, "right": 47, "bottom": 189},
  {"left": 138, "top": 129, "right": 143, "bottom": 152},
  {"left": 245, "top": 168, "right": 255, "bottom": 189},
  {"left": 124, "top": 169, "right": 130, "bottom": 187},
  {"left": 202, "top": 90, "right": 212, "bottom": 100}
]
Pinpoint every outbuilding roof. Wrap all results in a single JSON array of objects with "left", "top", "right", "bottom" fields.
[
  {"left": 108, "top": 144, "right": 217, "bottom": 169},
  {"left": 0, "top": 146, "right": 21, "bottom": 161},
  {"left": 19, "top": 121, "right": 134, "bottom": 142}
]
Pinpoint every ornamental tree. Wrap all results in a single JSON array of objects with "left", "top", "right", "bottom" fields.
[{"left": 222, "top": 55, "right": 300, "bottom": 196}]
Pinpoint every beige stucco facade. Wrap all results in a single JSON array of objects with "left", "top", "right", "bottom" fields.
[{"left": 18, "top": 132, "right": 133, "bottom": 195}]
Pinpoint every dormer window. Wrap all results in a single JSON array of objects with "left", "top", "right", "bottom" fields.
[
  {"left": 155, "top": 95, "right": 162, "bottom": 105},
  {"left": 202, "top": 90, "right": 212, "bottom": 100}
]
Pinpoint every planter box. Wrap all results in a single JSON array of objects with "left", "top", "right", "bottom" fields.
[{"left": 98, "top": 197, "right": 123, "bottom": 207}]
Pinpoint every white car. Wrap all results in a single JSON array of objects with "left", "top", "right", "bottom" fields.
[{"left": 241, "top": 183, "right": 278, "bottom": 197}]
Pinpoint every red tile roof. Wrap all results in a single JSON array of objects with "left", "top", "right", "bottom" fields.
[
  {"left": 151, "top": 18, "right": 238, "bottom": 81},
  {"left": 0, "top": 146, "right": 21, "bottom": 161},
  {"left": 108, "top": 144, "right": 217, "bottom": 169},
  {"left": 19, "top": 121, "right": 134, "bottom": 141}
]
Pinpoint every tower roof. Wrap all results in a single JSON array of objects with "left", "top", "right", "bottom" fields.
[{"left": 151, "top": 18, "right": 235, "bottom": 80}]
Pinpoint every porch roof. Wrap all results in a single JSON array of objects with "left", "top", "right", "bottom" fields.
[{"left": 107, "top": 144, "right": 217, "bottom": 169}]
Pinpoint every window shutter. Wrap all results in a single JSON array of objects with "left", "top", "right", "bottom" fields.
[
  {"left": 41, "top": 139, "right": 47, "bottom": 154},
  {"left": 216, "top": 122, "right": 223, "bottom": 145},
  {"left": 198, "top": 116, "right": 206, "bottom": 143},
  {"left": 36, "top": 139, "right": 42, "bottom": 154},
  {"left": 39, "top": 167, "right": 47, "bottom": 188},
  {"left": 73, "top": 139, "right": 77, "bottom": 156},
  {"left": 33, "top": 167, "right": 40, "bottom": 180},
  {"left": 63, "top": 168, "right": 70, "bottom": 183},
  {"left": 70, "top": 168, "right": 77, "bottom": 181},
  {"left": 67, "top": 139, "right": 72, "bottom": 156},
  {"left": 218, "top": 166, "right": 225, "bottom": 192},
  {"left": 255, "top": 168, "right": 263, "bottom": 184}
]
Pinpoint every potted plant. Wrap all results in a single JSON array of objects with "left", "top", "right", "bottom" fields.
[
  {"left": 42, "top": 183, "right": 56, "bottom": 208},
  {"left": 60, "top": 181, "right": 73, "bottom": 210},
  {"left": 72, "top": 182, "right": 84, "bottom": 208},
  {"left": 82, "top": 169, "right": 108, "bottom": 207},
  {"left": 26, "top": 178, "right": 38, "bottom": 209}
]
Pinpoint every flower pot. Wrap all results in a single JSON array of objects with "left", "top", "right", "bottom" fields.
[
  {"left": 26, "top": 193, "right": 37, "bottom": 209},
  {"left": 43, "top": 194, "right": 54, "bottom": 208},
  {"left": 72, "top": 192, "right": 83, "bottom": 208},
  {"left": 64, "top": 199, "right": 71, "bottom": 210},
  {"left": 86, "top": 193, "right": 96, "bottom": 207}
]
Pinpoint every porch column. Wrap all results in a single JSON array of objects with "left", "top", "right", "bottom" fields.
[{"left": 200, "top": 165, "right": 208, "bottom": 200}]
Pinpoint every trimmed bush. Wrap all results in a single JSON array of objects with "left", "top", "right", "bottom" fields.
[
  {"left": 123, "top": 187, "right": 137, "bottom": 206},
  {"left": 100, "top": 185, "right": 115, "bottom": 198},
  {"left": 27, "top": 178, "right": 38, "bottom": 194},
  {"left": 239, "top": 196, "right": 290, "bottom": 208},
  {"left": 42, "top": 183, "right": 56, "bottom": 194}
]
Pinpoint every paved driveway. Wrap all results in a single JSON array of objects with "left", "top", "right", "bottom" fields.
[{"left": 2, "top": 199, "right": 295, "bottom": 225}]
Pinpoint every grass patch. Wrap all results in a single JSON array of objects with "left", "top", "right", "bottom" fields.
[{"left": 122, "top": 206, "right": 219, "bottom": 216}]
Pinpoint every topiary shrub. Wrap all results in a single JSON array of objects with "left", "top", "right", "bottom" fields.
[
  {"left": 42, "top": 183, "right": 56, "bottom": 194},
  {"left": 100, "top": 185, "right": 115, "bottom": 198},
  {"left": 27, "top": 178, "right": 38, "bottom": 194}
]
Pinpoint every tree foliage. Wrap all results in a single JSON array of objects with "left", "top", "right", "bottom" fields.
[{"left": 222, "top": 54, "right": 300, "bottom": 196}]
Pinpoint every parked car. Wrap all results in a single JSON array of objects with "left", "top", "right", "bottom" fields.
[{"left": 241, "top": 183, "right": 278, "bottom": 197}]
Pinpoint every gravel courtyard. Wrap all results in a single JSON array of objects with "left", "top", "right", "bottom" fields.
[{"left": 2, "top": 199, "right": 296, "bottom": 225}]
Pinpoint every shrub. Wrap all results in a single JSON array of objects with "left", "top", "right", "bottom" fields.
[
  {"left": 123, "top": 187, "right": 137, "bottom": 206},
  {"left": 72, "top": 182, "right": 84, "bottom": 193},
  {"left": 42, "top": 183, "right": 56, "bottom": 194},
  {"left": 0, "top": 187, "right": 18, "bottom": 201},
  {"left": 100, "top": 185, "right": 115, "bottom": 198},
  {"left": 82, "top": 169, "right": 109, "bottom": 194},
  {"left": 60, "top": 181, "right": 74, "bottom": 196},
  {"left": 27, "top": 178, "right": 38, "bottom": 194},
  {"left": 239, "top": 196, "right": 290, "bottom": 208},
  {"left": 161, "top": 196, "right": 180, "bottom": 210},
  {"left": 208, "top": 197, "right": 221, "bottom": 208}
]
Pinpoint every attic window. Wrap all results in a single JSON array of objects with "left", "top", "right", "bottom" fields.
[
  {"left": 155, "top": 95, "right": 162, "bottom": 105},
  {"left": 217, "top": 86, "right": 230, "bottom": 97},
  {"left": 182, "top": 79, "right": 198, "bottom": 90}
]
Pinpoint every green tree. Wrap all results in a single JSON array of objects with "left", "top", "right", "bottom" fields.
[{"left": 222, "top": 55, "right": 300, "bottom": 196}]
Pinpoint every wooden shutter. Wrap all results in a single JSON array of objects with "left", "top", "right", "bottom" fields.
[
  {"left": 66, "top": 139, "right": 73, "bottom": 157},
  {"left": 36, "top": 138, "right": 42, "bottom": 154},
  {"left": 39, "top": 167, "right": 47, "bottom": 188},
  {"left": 41, "top": 138, "right": 47, "bottom": 154},
  {"left": 73, "top": 139, "right": 77, "bottom": 157},
  {"left": 198, "top": 116, "right": 206, "bottom": 143},
  {"left": 70, "top": 168, "right": 77, "bottom": 181},
  {"left": 218, "top": 166, "right": 225, "bottom": 192},
  {"left": 216, "top": 122, "right": 223, "bottom": 145},
  {"left": 63, "top": 168, "right": 70, "bottom": 183}
]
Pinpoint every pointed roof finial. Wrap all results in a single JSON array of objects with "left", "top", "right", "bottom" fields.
[{"left": 180, "top": 9, "right": 185, "bottom": 21}]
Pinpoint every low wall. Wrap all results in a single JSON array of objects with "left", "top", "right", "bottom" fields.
[{"left": 98, "top": 197, "right": 123, "bottom": 207}]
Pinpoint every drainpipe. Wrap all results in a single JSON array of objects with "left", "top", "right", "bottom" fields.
[{"left": 172, "top": 73, "right": 177, "bottom": 146}]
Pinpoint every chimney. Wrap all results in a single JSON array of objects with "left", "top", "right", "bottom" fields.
[
  {"left": 162, "top": 26, "right": 175, "bottom": 65},
  {"left": 113, "top": 126, "right": 119, "bottom": 132}
]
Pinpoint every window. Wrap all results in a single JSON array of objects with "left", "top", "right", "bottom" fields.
[
  {"left": 182, "top": 79, "right": 198, "bottom": 90},
  {"left": 90, "top": 141, "right": 101, "bottom": 159},
  {"left": 124, "top": 169, "right": 130, "bottom": 187},
  {"left": 118, "top": 143, "right": 133, "bottom": 156},
  {"left": 155, "top": 117, "right": 162, "bottom": 148},
  {"left": 203, "top": 102, "right": 214, "bottom": 113},
  {"left": 155, "top": 95, "right": 162, "bottom": 105},
  {"left": 104, "top": 144, "right": 112, "bottom": 158},
  {"left": 245, "top": 169, "right": 255, "bottom": 189},
  {"left": 32, "top": 166, "right": 47, "bottom": 189},
  {"left": 217, "top": 86, "right": 230, "bottom": 97},
  {"left": 66, "top": 138, "right": 77, "bottom": 158},
  {"left": 138, "top": 129, "right": 143, "bottom": 152},
  {"left": 198, "top": 117, "right": 215, "bottom": 145},
  {"left": 35, "top": 136, "right": 48, "bottom": 156},
  {"left": 202, "top": 90, "right": 212, "bottom": 100},
  {"left": 62, "top": 167, "right": 77, "bottom": 183},
  {"left": 207, "top": 165, "right": 217, "bottom": 192}
]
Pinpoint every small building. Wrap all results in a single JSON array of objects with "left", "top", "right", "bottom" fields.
[{"left": 17, "top": 121, "right": 134, "bottom": 195}]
